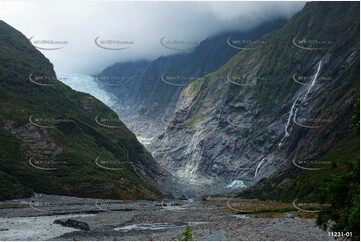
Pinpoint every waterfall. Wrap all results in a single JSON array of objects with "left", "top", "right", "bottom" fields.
[
  {"left": 303, "top": 61, "right": 322, "bottom": 101},
  {"left": 278, "top": 93, "right": 302, "bottom": 146},
  {"left": 278, "top": 61, "right": 322, "bottom": 147},
  {"left": 254, "top": 158, "right": 266, "bottom": 178}
]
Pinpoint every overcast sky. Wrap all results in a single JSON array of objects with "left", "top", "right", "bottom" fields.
[{"left": 0, "top": 1, "right": 306, "bottom": 75}]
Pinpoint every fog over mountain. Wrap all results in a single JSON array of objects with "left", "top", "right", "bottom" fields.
[
  {"left": 0, "top": 1, "right": 305, "bottom": 74},
  {"left": 0, "top": 1, "right": 359, "bottom": 240}
]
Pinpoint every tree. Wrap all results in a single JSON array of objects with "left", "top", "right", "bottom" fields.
[
  {"left": 316, "top": 97, "right": 360, "bottom": 240},
  {"left": 173, "top": 224, "right": 193, "bottom": 241}
]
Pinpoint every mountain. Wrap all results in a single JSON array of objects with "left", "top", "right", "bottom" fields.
[
  {"left": 149, "top": 1, "right": 359, "bottom": 196},
  {"left": 98, "top": 18, "right": 287, "bottom": 118},
  {"left": 0, "top": 20, "right": 169, "bottom": 201}
]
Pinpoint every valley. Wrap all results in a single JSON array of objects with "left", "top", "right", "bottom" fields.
[
  {"left": 0, "top": 1, "right": 359, "bottom": 241},
  {"left": 91, "top": 1, "right": 359, "bottom": 199}
]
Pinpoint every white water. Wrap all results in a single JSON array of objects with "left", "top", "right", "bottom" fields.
[
  {"left": 115, "top": 223, "right": 177, "bottom": 231},
  {"left": 114, "top": 222, "right": 208, "bottom": 232},
  {"left": 303, "top": 61, "right": 322, "bottom": 101},
  {"left": 278, "top": 93, "right": 301, "bottom": 146},
  {"left": 293, "top": 61, "right": 322, "bottom": 127},
  {"left": 0, "top": 214, "right": 94, "bottom": 241},
  {"left": 278, "top": 61, "right": 322, "bottom": 147},
  {"left": 254, "top": 158, "right": 265, "bottom": 178}
]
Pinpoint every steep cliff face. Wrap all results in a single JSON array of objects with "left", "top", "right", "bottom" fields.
[
  {"left": 150, "top": 2, "right": 359, "bottom": 196},
  {"left": 98, "top": 19, "right": 287, "bottom": 118},
  {"left": 0, "top": 20, "right": 169, "bottom": 200}
]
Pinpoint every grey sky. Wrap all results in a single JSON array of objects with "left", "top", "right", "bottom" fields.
[{"left": 0, "top": 1, "right": 306, "bottom": 74}]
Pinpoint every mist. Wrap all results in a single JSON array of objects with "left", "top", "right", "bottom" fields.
[{"left": 0, "top": 1, "right": 306, "bottom": 74}]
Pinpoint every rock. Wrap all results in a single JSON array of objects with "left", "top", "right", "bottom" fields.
[
  {"left": 278, "top": 178, "right": 293, "bottom": 190},
  {"left": 54, "top": 219, "right": 90, "bottom": 231},
  {"left": 178, "top": 195, "right": 188, "bottom": 200},
  {"left": 284, "top": 212, "right": 294, "bottom": 218}
]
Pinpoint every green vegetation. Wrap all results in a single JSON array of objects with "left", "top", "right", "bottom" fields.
[
  {"left": 316, "top": 98, "right": 360, "bottom": 240},
  {"left": 173, "top": 224, "right": 193, "bottom": 241},
  {"left": 0, "top": 20, "right": 162, "bottom": 200},
  {"left": 204, "top": 2, "right": 361, "bottom": 240},
  {"left": 183, "top": 1, "right": 359, "bottom": 124},
  {"left": 239, "top": 98, "right": 360, "bottom": 240},
  {"left": 187, "top": 113, "right": 206, "bottom": 128}
]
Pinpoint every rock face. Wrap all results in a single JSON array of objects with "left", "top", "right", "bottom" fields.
[
  {"left": 4, "top": 121, "right": 63, "bottom": 161},
  {"left": 0, "top": 20, "right": 169, "bottom": 200},
  {"left": 149, "top": 2, "right": 359, "bottom": 196}
]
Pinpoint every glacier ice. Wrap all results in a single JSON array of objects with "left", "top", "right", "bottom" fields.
[{"left": 56, "top": 73, "right": 118, "bottom": 109}]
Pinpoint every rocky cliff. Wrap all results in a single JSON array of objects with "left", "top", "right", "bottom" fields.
[{"left": 150, "top": 1, "right": 359, "bottom": 196}]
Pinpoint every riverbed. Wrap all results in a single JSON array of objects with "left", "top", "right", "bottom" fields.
[{"left": 0, "top": 194, "right": 333, "bottom": 241}]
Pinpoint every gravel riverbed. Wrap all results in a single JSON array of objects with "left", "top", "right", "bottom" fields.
[{"left": 0, "top": 194, "right": 334, "bottom": 241}]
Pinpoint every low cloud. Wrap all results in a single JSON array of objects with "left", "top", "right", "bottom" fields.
[{"left": 0, "top": 1, "right": 305, "bottom": 74}]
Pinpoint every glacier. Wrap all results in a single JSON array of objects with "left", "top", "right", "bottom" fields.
[{"left": 56, "top": 73, "right": 118, "bottom": 109}]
